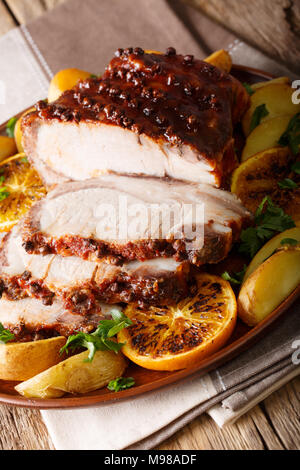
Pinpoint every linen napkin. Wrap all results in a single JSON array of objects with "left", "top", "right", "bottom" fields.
[{"left": 0, "top": 0, "right": 299, "bottom": 450}]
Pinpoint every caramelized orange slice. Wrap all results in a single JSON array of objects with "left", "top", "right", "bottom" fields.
[
  {"left": 0, "top": 153, "right": 46, "bottom": 232},
  {"left": 118, "top": 273, "right": 237, "bottom": 371},
  {"left": 231, "top": 147, "right": 300, "bottom": 218}
]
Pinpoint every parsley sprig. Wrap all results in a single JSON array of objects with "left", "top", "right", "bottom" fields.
[
  {"left": 278, "top": 113, "right": 300, "bottom": 155},
  {"left": 0, "top": 323, "right": 14, "bottom": 344},
  {"left": 277, "top": 159, "right": 300, "bottom": 190},
  {"left": 280, "top": 238, "right": 298, "bottom": 246},
  {"left": 243, "top": 83, "right": 254, "bottom": 96},
  {"left": 60, "top": 309, "right": 132, "bottom": 362},
  {"left": 278, "top": 178, "right": 298, "bottom": 189},
  {"left": 291, "top": 162, "right": 300, "bottom": 175},
  {"left": 221, "top": 265, "right": 247, "bottom": 286},
  {"left": 107, "top": 377, "right": 135, "bottom": 392},
  {"left": 0, "top": 175, "right": 10, "bottom": 201},
  {"left": 6, "top": 117, "right": 17, "bottom": 138},
  {"left": 250, "top": 104, "right": 269, "bottom": 132},
  {"left": 239, "top": 197, "right": 295, "bottom": 258}
]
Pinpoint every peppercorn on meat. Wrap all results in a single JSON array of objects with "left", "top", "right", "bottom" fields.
[
  {"left": 22, "top": 48, "right": 249, "bottom": 188},
  {"left": 0, "top": 225, "right": 191, "bottom": 311}
]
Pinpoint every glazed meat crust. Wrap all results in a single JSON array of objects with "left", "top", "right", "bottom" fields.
[{"left": 22, "top": 48, "right": 249, "bottom": 187}]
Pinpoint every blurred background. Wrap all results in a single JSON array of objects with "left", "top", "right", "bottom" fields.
[{"left": 1, "top": 0, "right": 299, "bottom": 73}]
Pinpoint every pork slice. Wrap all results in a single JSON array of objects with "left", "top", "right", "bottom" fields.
[
  {"left": 21, "top": 175, "right": 251, "bottom": 266},
  {"left": 0, "top": 226, "right": 190, "bottom": 310},
  {"left": 22, "top": 49, "right": 249, "bottom": 188},
  {"left": 0, "top": 297, "right": 109, "bottom": 340}
]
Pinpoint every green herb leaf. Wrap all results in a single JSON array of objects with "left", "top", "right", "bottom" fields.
[
  {"left": 291, "top": 162, "right": 300, "bottom": 175},
  {"left": 21, "top": 157, "right": 28, "bottom": 163},
  {"left": 90, "top": 74, "right": 98, "bottom": 79},
  {"left": 6, "top": 117, "right": 17, "bottom": 138},
  {"left": 221, "top": 265, "right": 247, "bottom": 286},
  {"left": 280, "top": 238, "right": 298, "bottom": 246},
  {"left": 249, "top": 104, "right": 269, "bottom": 132},
  {"left": 0, "top": 187, "right": 10, "bottom": 201},
  {"left": 0, "top": 323, "right": 14, "bottom": 344},
  {"left": 60, "top": 309, "right": 132, "bottom": 362},
  {"left": 243, "top": 83, "right": 254, "bottom": 96},
  {"left": 107, "top": 377, "right": 135, "bottom": 392},
  {"left": 278, "top": 113, "right": 300, "bottom": 155},
  {"left": 239, "top": 227, "right": 262, "bottom": 258},
  {"left": 239, "top": 197, "right": 295, "bottom": 258},
  {"left": 278, "top": 178, "right": 298, "bottom": 189}
]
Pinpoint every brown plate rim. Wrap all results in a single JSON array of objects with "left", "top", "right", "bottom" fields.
[{"left": 0, "top": 63, "right": 297, "bottom": 409}]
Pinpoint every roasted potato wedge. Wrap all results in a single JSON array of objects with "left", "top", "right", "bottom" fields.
[
  {"left": 238, "top": 248, "right": 300, "bottom": 326},
  {"left": 251, "top": 77, "right": 290, "bottom": 91},
  {"left": 48, "top": 68, "right": 92, "bottom": 102},
  {"left": 0, "top": 136, "right": 17, "bottom": 163},
  {"left": 15, "top": 349, "right": 127, "bottom": 398},
  {"left": 241, "top": 115, "right": 293, "bottom": 162},
  {"left": 232, "top": 147, "right": 300, "bottom": 218},
  {"left": 0, "top": 337, "right": 66, "bottom": 381},
  {"left": 244, "top": 227, "right": 300, "bottom": 282},
  {"left": 204, "top": 49, "right": 232, "bottom": 73},
  {"left": 242, "top": 84, "right": 300, "bottom": 136}
]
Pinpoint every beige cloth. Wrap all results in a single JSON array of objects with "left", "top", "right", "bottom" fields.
[{"left": 0, "top": 0, "right": 299, "bottom": 450}]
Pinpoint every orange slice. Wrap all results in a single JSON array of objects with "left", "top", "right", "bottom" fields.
[
  {"left": 231, "top": 147, "right": 300, "bottom": 218},
  {"left": 118, "top": 273, "right": 237, "bottom": 371},
  {"left": 0, "top": 153, "right": 47, "bottom": 232}
]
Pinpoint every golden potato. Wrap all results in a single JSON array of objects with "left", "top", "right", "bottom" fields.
[
  {"left": 204, "top": 49, "right": 232, "bottom": 73},
  {"left": 242, "top": 84, "right": 300, "bottom": 136},
  {"left": 232, "top": 147, "right": 300, "bottom": 219},
  {"left": 238, "top": 248, "right": 300, "bottom": 326},
  {"left": 251, "top": 77, "right": 290, "bottom": 91},
  {"left": 0, "top": 337, "right": 66, "bottom": 381},
  {"left": 48, "top": 68, "right": 92, "bottom": 102},
  {"left": 241, "top": 115, "right": 293, "bottom": 162},
  {"left": 0, "top": 136, "right": 17, "bottom": 163},
  {"left": 15, "top": 349, "right": 127, "bottom": 398},
  {"left": 14, "top": 108, "right": 35, "bottom": 153},
  {"left": 244, "top": 227, "right": 300, "bottom": 281}
]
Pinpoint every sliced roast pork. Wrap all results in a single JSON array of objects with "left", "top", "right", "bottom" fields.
[
  {"left": 0, "top": 226, "right": 191, "bottom": 311},
  {"left": 21, "top": 175, "right": 251, "bottom": 266},
  {"left": 0, "top": 297, "right": 110, "bottom": 341},
  {"left": 22, "top": 48, "right": 249, "bottom": 188}
]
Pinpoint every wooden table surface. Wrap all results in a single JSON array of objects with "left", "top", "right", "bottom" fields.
[{"left": 0, "top": 0, "right": 299, "bottom": 451}]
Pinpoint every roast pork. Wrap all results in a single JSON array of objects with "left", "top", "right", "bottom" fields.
[
  {"left": 22, "top": 48, "right": 249, "bottom": 188},
  {"left": 0, "top": 226, "right": 191, "bottom": 311},
  {"left": 0, "top": 297, "right": 109, "bottom": 340},
  {"left": 21, "top": 175, "right": 251, "bottom": 266}
]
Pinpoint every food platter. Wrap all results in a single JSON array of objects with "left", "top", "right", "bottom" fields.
[{"left": 0, "top": 64, "right": 299, "bottom": 409}]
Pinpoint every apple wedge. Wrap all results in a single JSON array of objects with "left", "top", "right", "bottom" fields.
[
  {"left": 242, "top": 83, "right": 300, "bottom": 136},
  {"left": 244, "top": 227, "right": 300, "bottom": 282},
  {"left": 251, "top": 77, "right": 290, "bottom": 91},
  {"left": 241, "top": 115, "right": 293, "bottom": 162},
  {"left": 238, "top": 248, "right": 300, "bottom": 326}
]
